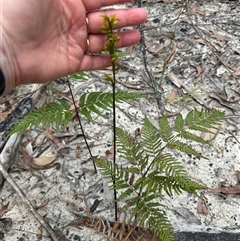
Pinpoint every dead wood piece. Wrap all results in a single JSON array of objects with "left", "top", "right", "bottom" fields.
[
  {"left": 0, "top": 160, "right": 63, "bottom": 241},
  {"left": 0, "top": 133, "right": 21, "bottom": 187}
]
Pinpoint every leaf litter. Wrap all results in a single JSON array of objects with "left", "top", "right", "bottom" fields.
[{"left": 0, "top": 1, "right": 240, "bottom": 241}]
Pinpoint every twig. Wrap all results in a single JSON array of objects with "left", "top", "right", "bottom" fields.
[
  {"left": 0, "top": 160, "right": 60, "bottom": 241},
  {"left": 0, "top": 84, "right": 44, "bottom": 186},
  {"left": 186, "top": 13, "right": 240, "bottom": 85},
  {"left": 66, "top": 77, "right": 97, "bottom": 173},
  {"left": 0, "top": 133, "right": 21, "bottom": 187},
  {"left": 167, "top": 72, "right": 211, "bottom": 109}
]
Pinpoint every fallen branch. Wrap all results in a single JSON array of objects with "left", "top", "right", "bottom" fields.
[{"left": 0, "top": 159, "right": 60, "bottom": 241}]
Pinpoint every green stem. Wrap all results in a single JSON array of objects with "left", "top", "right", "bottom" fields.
[
  {"left": 102, "top": 14, "right": 120, "bottom": 222},
  {"left": 112, "top": 67, "right": 118, "bottom": 222}
]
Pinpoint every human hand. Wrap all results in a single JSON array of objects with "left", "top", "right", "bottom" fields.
[{"left": 0, "top": 0, "right": 147, "bottom": 94}]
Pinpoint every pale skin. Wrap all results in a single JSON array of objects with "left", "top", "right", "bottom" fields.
[{"left": 0, "top": 0, "right": 147, "bottom": 94}]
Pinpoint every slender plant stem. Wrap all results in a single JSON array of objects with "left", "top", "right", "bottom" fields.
[
  {"left": 66, "top": 77, "right": 97, "bottom": 173},
  {"left": 112, "top": 66, "right": 118, "bottom": 222},
  {"left": 101, "top": 14, "right": 120, "bottom": 221}
]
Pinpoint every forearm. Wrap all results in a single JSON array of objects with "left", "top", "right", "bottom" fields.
[{"left": 0, "top": 29, "right": 18, "bottom": 95}]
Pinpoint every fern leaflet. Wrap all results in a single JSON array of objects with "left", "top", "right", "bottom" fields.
[
  {"left": 79, "top": 91, "right": 145, "bottom": 122},
  {"left": 141, "top": 117, "right": 162, "bottom": 157},
  {"left": 8, "top": 99, "right": 72, "bottom": 136},
  {"left": 116, "top": 127, "right": 144, "bottom": 166},
  {"left": 185, "top": 108, "right": 224, "bottom": 132}
]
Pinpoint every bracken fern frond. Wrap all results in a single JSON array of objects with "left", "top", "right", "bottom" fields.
[
  {"left": 94, "top": 156, "right": 174, "bottom": 241},
  {"left": 141, "top": 117, "right": 162, "bottom": 157},
  {"left": 185, "top": 108, "right": 224, "bottom": 132},
  {"left": 94, "top": 109, "right": 223, "bottom": 241},
  {"left": 8, "top": 99, "right": 73, "bottom": 136},
  {"left": 79, "top": 91, "right": 145, "bottom": 122},
  {"left": 116, "top": 127, "right": 144, "bottom": 166}
]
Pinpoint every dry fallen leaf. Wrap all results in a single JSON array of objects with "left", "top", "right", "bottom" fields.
[
  {"left": 0, "top": 110, "right": 11, "bottom": 123},
  {"left": 144, "top": 38, "right": 171, "bottom": 55},
  {"left": 192, "top": 4, "right": 206, "bottom": 18},
  {"left": 36, "top": 228, "right": 43, "bottom": 238},
  {"left": 236, "top": 170, "right": 240, "bottom": 182},
  {"left": 0, "top": 202, "right": 9, "bottom": 218},
  {"left": 105, "top": 146, "right": 114, "bottom": 158},
  {"left": 194, "top": 66, "right": 203, "bottom": 77},
  {"left": 21, "top": 142, "right": 60, "bottom": 170},
  {"left": 33, "top": 156, "right": 56, "bottom": 166},
  {"left": 197, "top": 197, "right": 208, "bottom": 215},
  {"left": 166, "top": 89, "right": 177, "bottom": 103},
  {"left": 35, "top": 200, "right": 49, "bottom": 211},
  {"left": 233, "top": 69, "right": 240, "bottom": 76},
  {"left": 206, "top": 185, "right": 240, "bottom": 194},
  {"left": 210, "top": 34, "right": 232, "bottom": 41},
  {"left": 166, "top": 41, "right": 177, "bottom": 64},
  {"left": 75, "top": 145, "right": 81, "bottom": 158},
  {"left": 100, "top": 146, "right": 114, "bottom": 160},
  {"left": 45, "top": 128, "right": 61, "bottom": 147},
  {"left": 200, "top": 123, "right": 221, "bottom": 141}
]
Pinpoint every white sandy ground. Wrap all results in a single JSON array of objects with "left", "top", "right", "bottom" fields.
[{"left": 1, "top": 1, "right": 240, "bottom": 241}]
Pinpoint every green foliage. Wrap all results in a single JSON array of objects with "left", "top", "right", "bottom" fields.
[
  {"left": 7, "top": 11, "right": 225, "bottom": 241},
  {"left": 70, "top": 71, "right": 90, "bottom": 80},
  {"left": 8, "top": 91, "right": 145, "bottom": 135},
  {"left": 94, "top": 109, "right": 224, "bottom": 241},
  {"left": 8, "top": 99, "right": 73, "bottom": 136},
  {"left": 79, "top": 91, "right": 145, "bottom": 122}
]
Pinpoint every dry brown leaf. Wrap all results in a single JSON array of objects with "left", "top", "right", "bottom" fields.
[
  {"left": 69, "top": 101, "right": 79, "bottom": 111},
  {"left": 166, "top": 41, "right": 177, "bottom": 64},
  {"left": 233, "top": 69, "right": 240, "bottom": 76},
  {"left": 21, "top": 142, "right": 60, "bottom": 170},
  {"left": 45, "top": 128, "right": 61, "bottom": 147},
  {"left": 219, "top": 94, "right": 240, "bottom": 104},
  {"left": 236, "top": 170, "right": 240, "bottom": 182},
  {"left": 195, "top": 65, "right": 204, "bottom": 77},
  {"left": 0, "top": 110, "right": 11, "bottom": 123},
  {"left": 21, "top": 140, "right": 34, "bottom": 163},
  {"left": 232, "top": 89, "right": 240, "bottom": 97},
  {"left": 116, "top": 78, "right": 143, "bottom": 90},
  {"left": 99, "top": 146, "right": 114, "bottom": 160},
  {"left": 192, "top": 4, "right": 206, "bottom": 18},
  {"left": 33, "top": 156, "right": 56, "bottom": 166},
  {"left": 197, "top": 198, "right": 208, "bottom": 215},
  {"left": 75, "top": 145, "right": 81, "bottom": 158},
  {"left": 105, "top": 146, "right": 114, "bottom": 159},
  {"left": 207, "top": 185, "right": 240, "bottom": 194},
  {"left": 210, "top": 34, "right": 232, "bottom": 41},
  {"left": 166, "top": 89, "right": 177, "bottom": 103},
  {"left": 193, "top": 38, "right": 206, "bottom": 45},
  {"left": 134, "top": 127, "right": 141, "bottom": 139},
  {"left": 36, "top": 200, "right": 49, "bottom": 211},
  {"left": 144, "top": 38, "right": 171, "bottom": 55},
  {"left": 0, "top": 202, "right": 9, "bottom": 218},
  {"left": 200, "top": 123, "right": 221, "bottom": 141},
  {"left": 36, "top": 228, "right": 43, "bottom": 238},
  {"left": 129, "top": 173, "right": 135, "bottom": 185}
]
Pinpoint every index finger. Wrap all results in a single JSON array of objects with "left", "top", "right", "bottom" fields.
[
  {"left": 87, "top": 8, "right": 147, "bottom": 33},
  {"left": 82, "top": 0, "right": 132, "bottom": 12}
]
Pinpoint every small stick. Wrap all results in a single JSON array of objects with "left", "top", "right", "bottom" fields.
[{"left": 0, "top": 159, "right": 60, "bottom": 241}]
